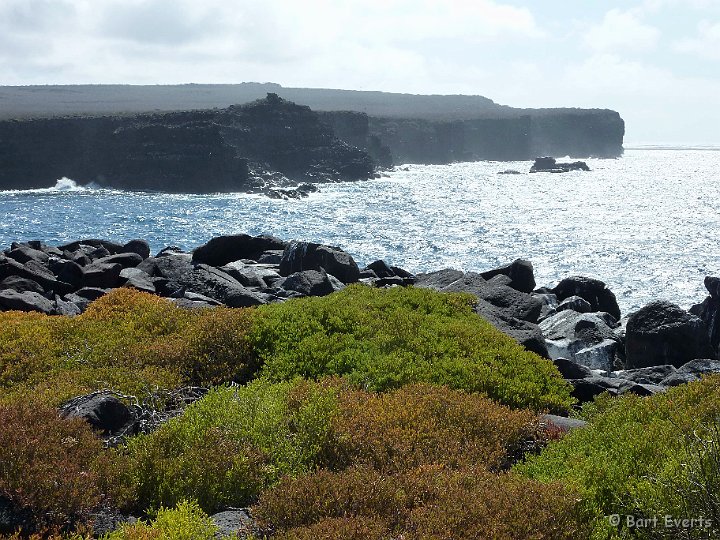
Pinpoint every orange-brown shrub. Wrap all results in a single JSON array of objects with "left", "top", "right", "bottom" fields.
[
  {"left": 327, "top": 383, "right": 538, "bottom": 472},
  {"left": 253, "top": 465, "right": 589, "bottom": 540},
  {"left": 272, "top": 517, "right": 391, "bottom": 540},
  {"left": 403, "top": 468, "right": 588, "bottom": 540},
  {"left": 0, "top": 401, "right": 114, "bottom": 528}
]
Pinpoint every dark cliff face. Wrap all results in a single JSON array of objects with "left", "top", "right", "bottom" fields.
[
  {"left": 0, "top": 94, "right": 375, "bottom": 193},
  {"left": 321, "top": 109, "right": 624, "bottom": 165}
]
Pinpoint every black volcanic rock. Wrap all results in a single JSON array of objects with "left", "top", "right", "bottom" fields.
[
  {"left": 553, "top": 276, "right": 621, "bottom": 321},
  {"left": 625, "top": 301, "right": 712, "bottom": 369},
  {"left": 280, "top": 242, "right": 360, "bottom": 284},
  {"left": 192, "top": 234, "right": 288, "bottom": 266},
  {"left": 529, "top": 157, "right": 590, "bottom": 173},
  {"left": 480, "top": 259, "right": 536, "bottom": 293}
]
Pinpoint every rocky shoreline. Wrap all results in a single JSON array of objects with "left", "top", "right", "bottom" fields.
[{"left": 2, "top": 233, "right": 719, "bottom": 409}]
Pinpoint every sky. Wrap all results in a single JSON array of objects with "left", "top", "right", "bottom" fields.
[{"left": 1, "top": 0, "right": 719, "bottom": 144}]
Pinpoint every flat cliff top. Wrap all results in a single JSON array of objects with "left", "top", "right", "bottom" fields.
[{"left": 0, "top": 83, "right": 619, "bottom": 121}]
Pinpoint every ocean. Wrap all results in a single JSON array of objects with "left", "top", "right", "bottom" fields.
[{"left": 2, "top": 147, "right": 719, "bottom": 315}]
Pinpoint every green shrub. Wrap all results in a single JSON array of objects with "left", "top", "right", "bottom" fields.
[
  {"left": 516, "top": 375, "right": 720, "bottom": 538},
  {"left": 121, "top": 379, "right": 339, "bottom": 513},
  {"left": 0, "top": 401, "right": 122, "bottom": 529},
  {"left": 250, "top": 285, "right": 573, "bottom": 412},
  {"left": 254, "top": 465, "right": 589, "bottom": 540},
  {"left": 328, "top": 383, "right": 537, "bottom": 472},
  {"left": 104, "top": 500, "right": 218, "bottom": 540}
]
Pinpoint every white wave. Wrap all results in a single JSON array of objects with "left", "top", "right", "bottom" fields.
[
  {"left": 0, "top": 177, "right": 111, "bottom": 195},
  {"left": 52, "top": 177, "right": 88, "bottom": 191}
]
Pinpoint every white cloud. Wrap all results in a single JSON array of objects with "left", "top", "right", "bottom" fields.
[
  {"left": 674, "top": 20, "right": 720, "bottom": 60},
  {"left": 585, "top": 9, "right": 660, "bottom": 53}
]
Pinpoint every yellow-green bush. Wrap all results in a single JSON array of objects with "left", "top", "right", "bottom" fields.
[
  {"left": 104, "top": 500, "right": 218, "bottom": 540},
  {"left": 250, "top": 285, "right": 573, "bottom": 412},
  {"left": 0, "top": 289, "right": 258, "bottom": 406},
  {"left": 253, "top": 465, "right": 589, "bottom": 540},
  {"left": 120, "top": 379, "right": 338, "bottom": 513},
  {"left": 516, "top": 375, "right": 720, "bottom": 538}
]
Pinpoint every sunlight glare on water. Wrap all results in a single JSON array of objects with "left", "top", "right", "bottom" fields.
[{"left": 1, "top": 148, "right": 719, "bottom": 314}]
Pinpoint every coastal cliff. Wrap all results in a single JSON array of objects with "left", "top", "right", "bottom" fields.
[
  {"left": 321, "top": 109, "right": 623, "bottom": 164},
  {"left": 0, "top": 84, "right": 625, "bottom": 171},
  {"left": 0, "top": 94, "right": 375, "bottom": 193}
]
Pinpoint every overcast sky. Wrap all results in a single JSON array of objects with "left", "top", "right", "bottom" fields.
[{"left": 1, "top": 0, "right": 719, "bottom": 144}]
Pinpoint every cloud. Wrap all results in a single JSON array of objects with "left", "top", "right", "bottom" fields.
[
  {"left": 585, "top": 9, "right": 661, "bottom": 53},
  {"left": 674, "top": 20, "right": 720, "bottom": 60}
]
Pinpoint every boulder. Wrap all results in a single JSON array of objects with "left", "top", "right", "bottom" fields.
[
  {"left": 157, "top": 261, "right": 267, "bottom": 307},
  {"left": 552, "top": 276, "right": 621, "bottom": 320},
  {"left": 625, "top": 301, "right": 712, "bottom": 369},
  {"left": 553, "top": 357, "right": 594, "bottom": 379},
  {"left": 59, "top": 392, "right": 134, "bottom": 436},
  {"left": 0, "top": 276, "right": 44, "bottom": 294},
  {"left": 534, "top": 292, "right": 559, "bottom": 322},
  {"left": 121, "top": 239, "right": 151, "bottom": 259},
  {"left": 541, "top": 414, "right": 587, "bottom": 432},
  {"left": 414, "top": 269, "right": 465, "bottom": 290},
  {"left": 0, "top": 290, "right": 54, "bottom": 314},
  {"left": 82, "top": 262, "right": 123, "bottom": 289},
  {"left": 276, "top": 269, "right": 337, "bottom": 297},
  {"left": 476, "top": 304, "right": 549, "bottom": 358},
  {"left": 480, "top": 259, "right": 536, "bottom": 293},
  {"left": 6, "top": 245, "right": 49, "bottom": 265},
  {"left": 51, "top": 258, "right": 84, "bottom": 289},
  {"left": 54, "top": 295, "right": 82, "bottom": 316},
  {"left": 556, "top": 295, "right": 592, "bottom": 314},
  {"left": 279, "top": 242, "right": 360, "bottom": 284},
  {"left": 539, "top": 310, "right": 620, "bottom": 371},
  {"left": 120, "top": 268, "right": 156, "bottom": 294},
  {"left": 210, "top": 509, "right": 254, "bottom": 538},
  {"left": 429, "top": 272, "right": 542, "bottom": 323},
  {"left": 192, "top": 234, "right": 288, "bottom": 266},
  {"left": 690, "top": 276, "right": 720, "bottom": 356},
  {"left": 93, "top": 253, "right": 144, "bottom": 269},
  {"left": 17, "top": 240, "right": 63, "bottom": 257},
  {"left": 74, "top": 287, "right": 110, "bottom": 302},
  {"left": 221, "top": 262, "right": 268, "bottom": 289},
  {"left": 366, "top": 260, "right": 395, "bottom": 279},
  {"left": 58, "top": 239, "right": 124, "bottom": 255},
  {"left": 660, "top": 359, "right": 720, "bottom": 387},
  {"left": 256, "top": 250, "right": 284, "bottom": 264},
  {"left": 171, "top": 298, "right": 219, "bottom": 310},
  {"left": 613, "top": 365, "right": 676, "bottom": 385},
  {"left": 0, "top": 255, "right": 72, "bottom": 294},
  {"left": 182, "top": 291, "right": 223, "bottom": 306}
]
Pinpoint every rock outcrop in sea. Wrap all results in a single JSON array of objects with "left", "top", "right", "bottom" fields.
[{"left": 2, "top": 233, "right": 719, "bottom": 407}]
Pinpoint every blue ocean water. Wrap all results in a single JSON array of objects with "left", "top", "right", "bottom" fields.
[{"left": 1, "top": 148, "right": 719, "bottom": 314}]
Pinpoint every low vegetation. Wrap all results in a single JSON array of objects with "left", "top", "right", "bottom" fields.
[
  {"left": 251, "top": 284, "right": 573, "bottom": 412},
  {"left": 517, "top": 375, "right": 720, "bottom": 538},
  {"left": 254, "top": 465, "right": 589, "bottom": 540},
  {"left": 5, "top": 286, "right": 719, "bottom": 538}
]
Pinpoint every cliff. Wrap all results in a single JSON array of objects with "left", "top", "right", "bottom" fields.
[
  {"left": 322, "top": 110, "right": 623, "bottom": 164},
  {"left": 0, "top": 94, "right": 375, "bottom": 193},
  {"left": 0, "top": 84, "right": 625, "bottom": 166}
]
